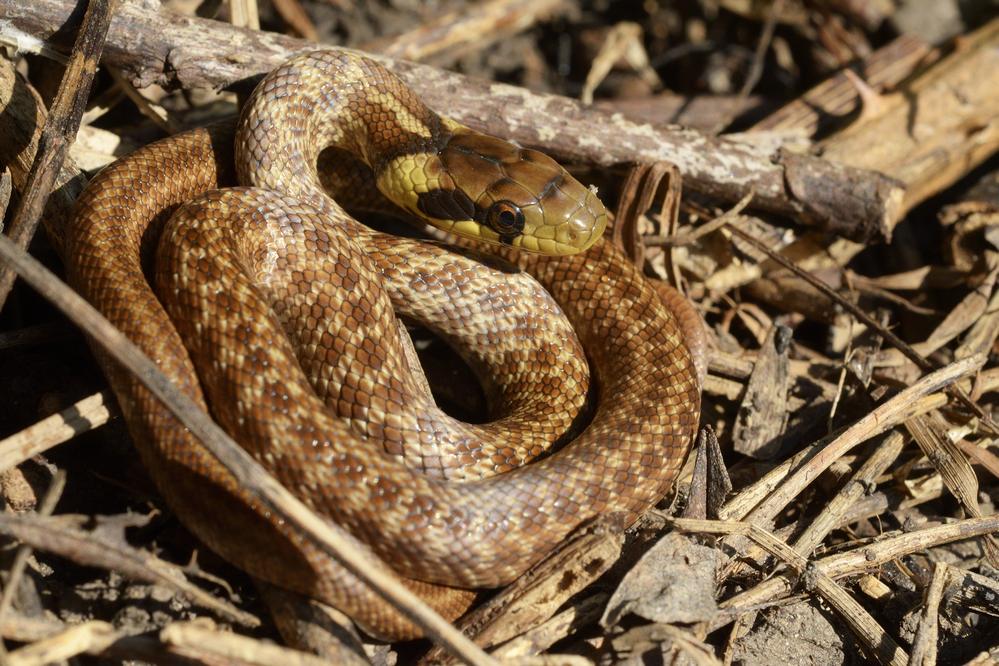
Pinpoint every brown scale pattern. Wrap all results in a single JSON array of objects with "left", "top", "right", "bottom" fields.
[{"left": 64, "top": 51, "right": 702, "bottom": 639}]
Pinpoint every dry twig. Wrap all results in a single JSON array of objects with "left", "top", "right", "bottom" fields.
[{"left": 0, "top": 0, "right": 118, "bottom": 307}]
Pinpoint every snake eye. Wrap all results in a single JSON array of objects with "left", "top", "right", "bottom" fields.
[{"left": 485, "top": 201, "right": 525, "bottom": 236}]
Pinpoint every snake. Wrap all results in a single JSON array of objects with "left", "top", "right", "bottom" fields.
[{"left": 64, "top": 50, "right": 702, "bottom": 640}]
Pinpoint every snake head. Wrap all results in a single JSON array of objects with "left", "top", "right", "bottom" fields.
[{"left": 377, "top": 127, "right": 608, "bottom": 256}]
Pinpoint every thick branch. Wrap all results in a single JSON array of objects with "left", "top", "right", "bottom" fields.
[
  {"left": 0, "top": 59, "right": 86, "bottom": 260},
  {"left": 0, "top": 0, "right": 117, "bottom": 308},
  {"left": 751, "top": 33, "right": 934, "bottom": 137},
  {"left": 819, "top": 17, "right": 999, "bottom": 214},
  {"left": 1, "top": 0, "right": 905, "bottom": 241}
]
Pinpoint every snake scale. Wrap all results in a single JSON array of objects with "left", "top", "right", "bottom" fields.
[{"left": 65, "top": 50, "right": 702, "bottom": 639}]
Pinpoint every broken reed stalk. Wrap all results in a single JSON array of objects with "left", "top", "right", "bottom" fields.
[
  {"left": 2, "top": 0, "right": 904, "bottom": 242},
  {"left": 0, "top": 391, "right": 113, "bottom": 473},
  {"left": 0, "top": 234, "right": 499, "bottom": 666},
  {"left": 909, "top": 562, "right": 949, "bottom": 666},
  {"left": 718, "top": 367, "right": 999, "bottom": 522},
  {"left": 677, "top": 519, "right": 909, "bottom": 666},
  {"left": 0, "top": 0, "right": 120, "bottom": 309},
  {"left": 819, "top": 17, "right": 999, "bottom": 214},
  {"left": 725, "top": 354, "right": 981, "bottom": 529},
  {"left": 723, "top": 221, "right": 996, "bottom": 433},
  {"left": 717, "top": 515, "right": 999, "bottom": 616}
]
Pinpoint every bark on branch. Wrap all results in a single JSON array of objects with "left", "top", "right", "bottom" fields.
[
  {"left": 819, "top": 17, "right": 999, "bottom": 215},
  {"left": 1, "top": 0, "right": 906, "bottom": 241},
  {"left": 0, "top": 0, "right": 117, "bottom": 308}
]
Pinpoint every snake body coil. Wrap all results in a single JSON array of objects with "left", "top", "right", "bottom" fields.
[{"left": 66, "top": 51, "right": 701, "bottom": 639}]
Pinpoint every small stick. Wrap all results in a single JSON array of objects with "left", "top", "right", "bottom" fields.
[
  {"left": 910, "top": 562, "right": 949, "bottom": 666},
  {"left": 271, "top": 0, "right": 318, "bottom": 41},
  {"left": 738, "top": 0, "right": 782, "bottom": 97},
  {"left": 364, "top": 0, "right": 567, "bottom": 63},
  {"left": 5, "top": 621, "right": 120, "bottom": 666},
  {"left": 160, "top": 621, "right": 331, "bottom": 665},
  {"left": 0, "top": 0, "right": 121, "bottom": 309},
  {"left": 0, "top": 472, "right": 65, "bottom": 620},
  {"left": 0, "top": 58, "right": 86, "bottom": 262},
  {"left": 0, "top": 613, "right": 66, "bottom": 643},
  {"left": 0, "top": 391, "right": 113, "bottom": 475}
]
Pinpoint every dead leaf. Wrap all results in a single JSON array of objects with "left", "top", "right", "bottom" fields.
[{"left": 601, "top": 532, "right": 718, "bottom": 628}]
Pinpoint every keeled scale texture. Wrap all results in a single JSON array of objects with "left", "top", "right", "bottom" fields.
[{"left": 64, "top": 51, "right": 701, "bottom": 638}]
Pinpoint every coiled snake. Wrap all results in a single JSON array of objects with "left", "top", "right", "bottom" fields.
[{"left": 66, "top": 50, "right": 702, "bottom": 639}]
